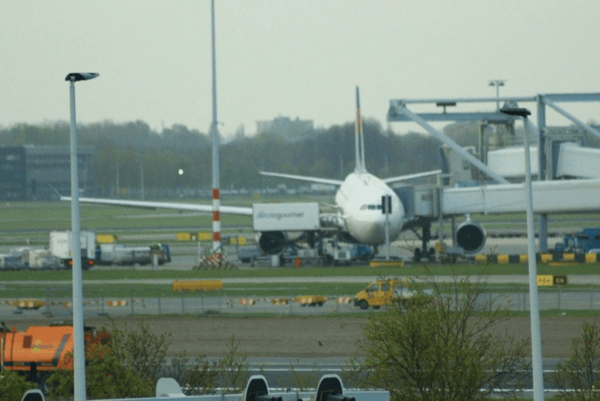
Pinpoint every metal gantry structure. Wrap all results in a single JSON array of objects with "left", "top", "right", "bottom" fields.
[{"left": 387, "top": 91, "right": 600, "bottom": 252}]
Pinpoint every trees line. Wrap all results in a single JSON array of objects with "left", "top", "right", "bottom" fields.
[{"left": 0, "top": 119, "right": 441, "bottom": 196}]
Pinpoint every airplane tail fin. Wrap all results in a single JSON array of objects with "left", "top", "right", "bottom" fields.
[{"left": 354, "top": 86, "right": 367, "bottom": 174}]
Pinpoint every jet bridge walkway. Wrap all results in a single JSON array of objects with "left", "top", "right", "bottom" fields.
[
  {"left": 396, "top": 179, "right": 600, "bottom": 219},
  {"left": 487, "top": 143, "right": 600, "bottom": 180}
]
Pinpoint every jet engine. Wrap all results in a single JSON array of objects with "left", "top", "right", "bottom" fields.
[
  {"left": 455, "top": 221, "right": 486, "bottom": 255},
  {"left": 256, "top": 231, "right": 289, "bottom": 255}
]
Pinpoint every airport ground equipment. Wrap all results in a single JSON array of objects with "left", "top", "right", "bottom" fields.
[
  {"left": 253, "top": 202, "right": 320, "bottom": 255},
  {"left": 318, "top": 237, "right": 352, "bottom": 266},
  {"left": 172, "top": 279, "right": 223, "bottom": 292},
  {"left": 555, "top": 228, "right": 600, "bottom": 255},
  {"left": 0, "top": 247, "right": 63, "bottom": 270},
  {"left": 238, "top": 246, "right": 261, "bottom": 263},
  {"left": 49, "top": 230, "right": 96, "bottom": 269},
  {"left": 95, "top": 243, "right": 171, "bottom": 266},
  {"left": 295, "top": 295, "right": 327, "bottom": 306},
  {"left": 1, "top": 322, "right": 110, "bottom": 389},
  {"left": 354, "top": 278, "right": 413, "bottom": 310}
]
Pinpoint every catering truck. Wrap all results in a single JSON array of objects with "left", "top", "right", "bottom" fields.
[{"left": 49, "top": 230, "right": 96, "bottom": 269}]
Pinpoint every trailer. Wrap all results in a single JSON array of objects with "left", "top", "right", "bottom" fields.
[
  {"left": 96, "top": 243, "right": 171, "bottom": 266},
  {"left": 24, "top": 248, "right": 63, "bottom": 270},
  {"left": 49, "top": 230, "right": 96, "bottom": 269},
  {"left": 0, "top": 254, "right": 24, "bottom": 270}
]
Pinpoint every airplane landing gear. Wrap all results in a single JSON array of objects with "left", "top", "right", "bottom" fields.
[{"left": 412, "top": 223, "right": 436, "bottom": 263}]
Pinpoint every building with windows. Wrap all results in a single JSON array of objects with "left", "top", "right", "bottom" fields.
[
  {"left": 256, "top": 116, "right": 314, "bottom": 140},
  {"left": 0, "top": 146, "right": 26, "bottom": 200},
  {"left": 0, "top": 145, "right": 95, "bottom": 201}
]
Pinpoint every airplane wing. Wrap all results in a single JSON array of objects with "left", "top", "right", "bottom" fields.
[
  {"left": 61, "top": 196, "right": 254, "bottom": 216},
  {"left": 383, "top": 169, "right": 442, "bottom": 185},
  {"left": 259, "top": 171, "right": 344, "bottom": 186}
]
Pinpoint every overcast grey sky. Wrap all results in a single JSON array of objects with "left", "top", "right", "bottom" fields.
[{"left": 2, "top": 1, "right": 599, "bottom": 137}]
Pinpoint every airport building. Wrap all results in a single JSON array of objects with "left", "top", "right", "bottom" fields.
[
  {"left": 256, "top": 116, "right": 314, "bottom": 140},
  {"left": 0, "top": 145, "right": 95, "bottom": 201}
]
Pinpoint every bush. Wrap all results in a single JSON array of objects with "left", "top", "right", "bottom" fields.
[
  {"left": 0, "top": 371, "right": 36, "bottom": 401},
  {"left": 351, "top": 275, "right": 530, "bottom": 400},
  {"left": 47, "top": 319, "right": 224, "bottom": 399},
  {"left": 215, "top": 335, "right": 250, "bottom": 393},
  {"left": 553, "top": 320, "right": 600, "bottom": 400}
]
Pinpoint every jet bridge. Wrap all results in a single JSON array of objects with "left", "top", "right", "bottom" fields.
[
  {"left": 387, "top": 91, "right": 600, "bottom": 252},
  {"left": 486, "top": 142, "right": 600, "bottom": 180},
  {"left": 556, "top": 143, "right": 600, "bottom": 179},
  {"left": 442, "top": 179, "right": 600, "bottom": 216},
  {"left": 395, "top": 179, "right": 600, "bottom": 219}
]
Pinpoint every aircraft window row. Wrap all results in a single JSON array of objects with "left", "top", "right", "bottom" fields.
[{"left": 360, "top": 204, "right": 383, "bottom": 210}]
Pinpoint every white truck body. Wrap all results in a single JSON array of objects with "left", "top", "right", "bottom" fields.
[
  {"left": 27, "top": 248, "right": 63, "bottom": 269},
  {"left": 49, "top": 231, "right": 96, "bottom": 268},
  {"left": 0, "top": 254, "right": 23, "bottom": 270},
  {"left": 98, "top": 244, "right": 152, "bottom": 265},
  {"left": 4, "top": 247, "right": 63, "bottom": 270},
  {"left": 252, "top": 202, "right": 320, "bottom": 231},
  {"left": 321, "top": 238, "right": 352, "bottom": 264}
]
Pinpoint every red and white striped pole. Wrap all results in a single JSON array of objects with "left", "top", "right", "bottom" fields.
[
  {"left": 212, "top": 188, "right": 221, "bottom": 261},
  {"left": 210, "top": 0, "right": 221, "bottom": 263}
]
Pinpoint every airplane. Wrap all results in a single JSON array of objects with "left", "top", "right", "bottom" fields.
[
  {"left": 257, "top": 87, "right": 441, "bottom": 253},
  {"left": 63, "top": 87, "right": 441, "bottom": 258}
]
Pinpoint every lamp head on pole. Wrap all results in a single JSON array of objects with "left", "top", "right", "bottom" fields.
[
  {"left": 500, "top": 107, "right": 531, "bottom": 119},
  {"left": 65, "top": 72, "right": 99, "bottom": 82}
]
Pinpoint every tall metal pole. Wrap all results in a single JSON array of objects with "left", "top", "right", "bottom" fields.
[
  {"left": 68, "top": 77, "right": 86, "bottom": 401},
  {"left": 536, "top": 96, "right": 548, "bottom": 252},
  {"left": 524, "top": 116, "right": 545, "bottom": 401},
  {"left": 502, "top": 108, "right": 544, "bottom": 400},
  {"left": 210, "top": 0, "right": 222, "bottom": 259}
]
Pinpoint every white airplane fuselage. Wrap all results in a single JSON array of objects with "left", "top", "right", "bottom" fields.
[{"left": 335, "top": 172, "right": 404, "bottom": 245}]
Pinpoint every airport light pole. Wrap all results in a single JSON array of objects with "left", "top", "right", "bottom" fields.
[
  {"left": 501, "top": 107, "right": 544, "bottom": 401},
  {"left": 489, "top": 79, "right": 506, "bottom": 111},
  {"left": 210, "top": 0, "right": 222, "bottom": 260},
  {"left": 66, "top": 72, "right": 99, "bottom": 401}
]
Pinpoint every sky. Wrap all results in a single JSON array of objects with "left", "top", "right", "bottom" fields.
[{"left": 2, "top": 1, "right": 600, "bottom": 138}]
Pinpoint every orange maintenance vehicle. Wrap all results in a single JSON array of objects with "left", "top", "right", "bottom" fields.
[{"left": 0, "top": 322, "right": 110, "bottom": 386}]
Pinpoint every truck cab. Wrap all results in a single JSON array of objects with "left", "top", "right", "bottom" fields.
[
  {"left": 555, "top": 228, "right": 600, "bottom": 254},
  {"left": 355, "top": 278, "right": 409, "bottom": 310}
]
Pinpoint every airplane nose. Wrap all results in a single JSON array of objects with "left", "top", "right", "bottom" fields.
[{"left": 364, "top": 215, "right": 394, "bottom": 244}]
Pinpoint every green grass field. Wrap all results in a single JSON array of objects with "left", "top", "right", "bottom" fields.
[
  {"left": 3, "top": 199, "right": 600, "bottom": 233},
  {"left": 1, "top": 262, "right": 599, "bottom": 282}
]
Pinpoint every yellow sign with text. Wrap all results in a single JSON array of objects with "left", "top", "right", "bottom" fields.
[{"left": 536, "top": 275, "right": 554, "bottom": 286}]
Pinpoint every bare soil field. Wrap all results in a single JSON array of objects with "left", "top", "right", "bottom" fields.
[{"left": 13, "top": 315, "right": 596, "bottom": 359}]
